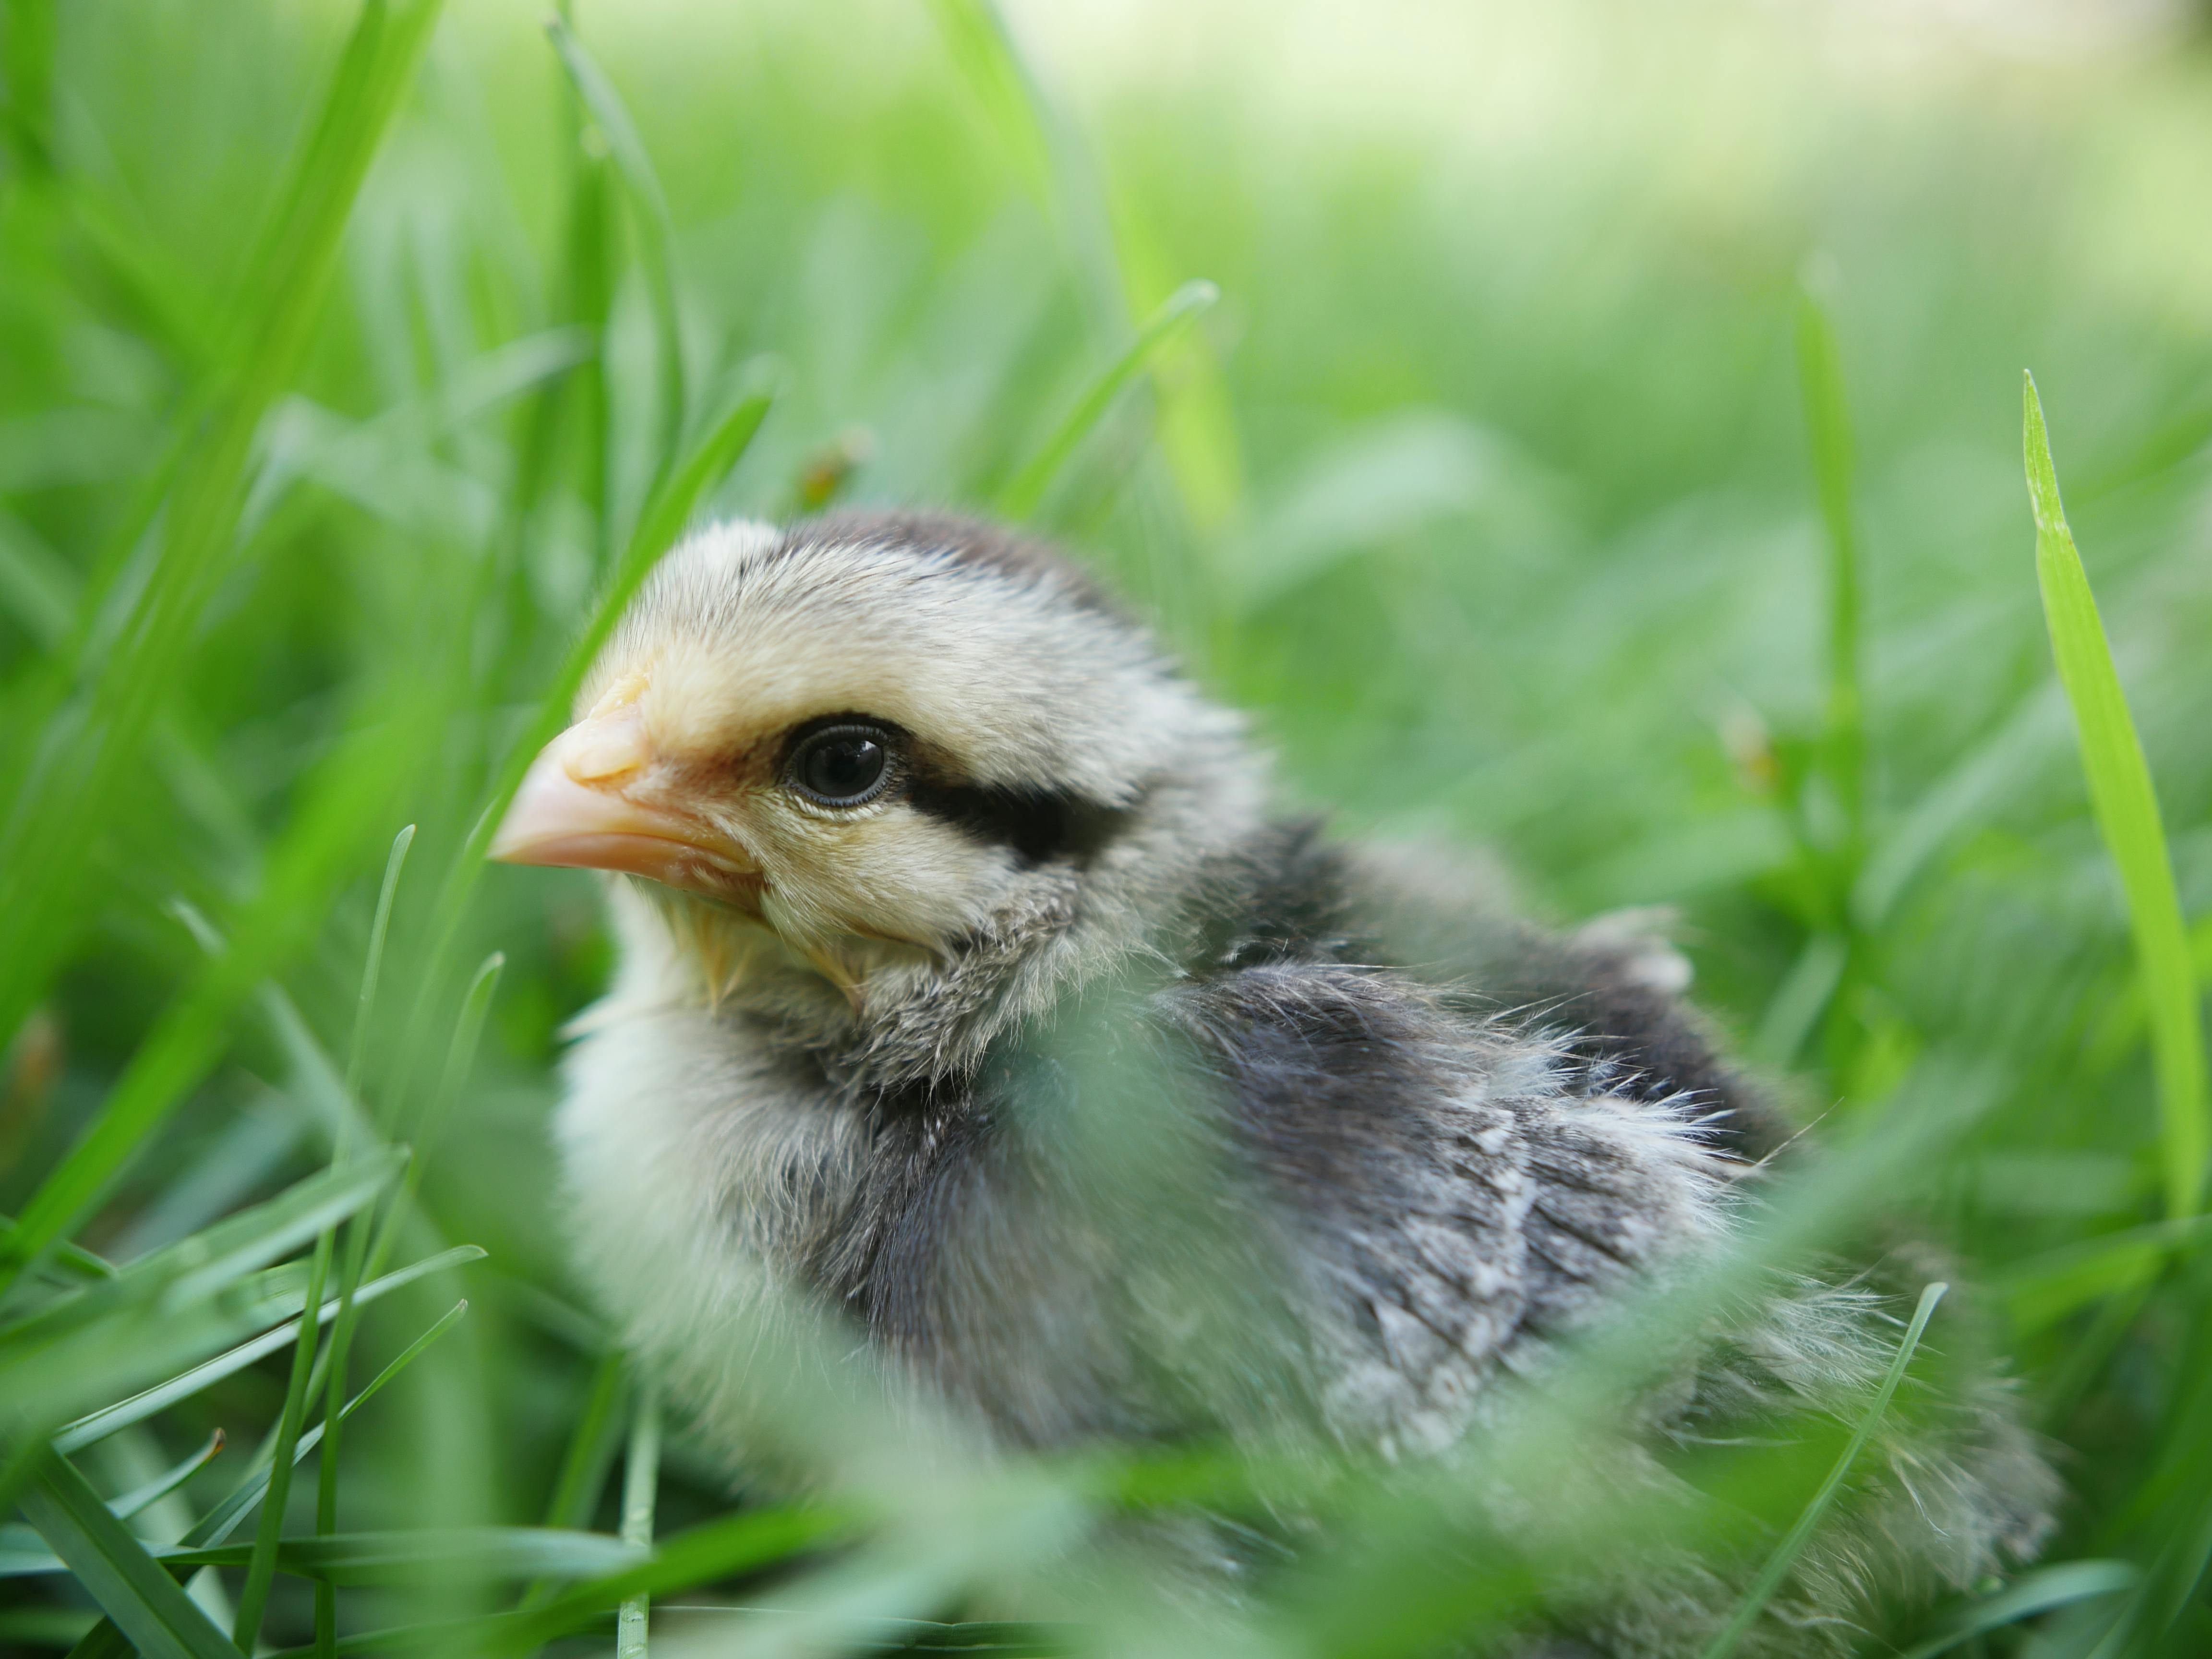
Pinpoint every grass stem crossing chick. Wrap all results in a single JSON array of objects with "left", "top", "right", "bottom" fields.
[{"left": 493, "top": 510, "right": 2053, "bottom": 1655}]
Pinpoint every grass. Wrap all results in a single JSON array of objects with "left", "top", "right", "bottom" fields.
[
  {"left": 3, "top": 0, "right": 2212, "bottom": 1654},
  {"left": 2024, "top": 371, "right": 2208, "bottom": 1222}
]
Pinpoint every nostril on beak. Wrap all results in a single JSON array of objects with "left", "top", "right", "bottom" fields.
[{"left": 564, "top": 723, "right": 646, "bottom": 784}]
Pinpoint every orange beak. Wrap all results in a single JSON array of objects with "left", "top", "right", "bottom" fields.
[{"left": 490, "top": 701, "right": 761, "bottom": 906}]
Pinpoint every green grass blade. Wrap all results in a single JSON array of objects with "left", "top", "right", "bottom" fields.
[
  {"left": 364, "top": 955, "right": 503, "bottom": 1290},
  {"left": 924, "top": 0, "right": 1055, "bottom": 204},
  {"left": 1893, "top": 1560, "right": 2140, "bottom": 1659},
  {"left": 8, "top": 1520, "right": 633, "bottom": 1589},
  {"left": 148, "top": 1150, "right": 402, "bottom": 1310},
  {"left": 317, "top": 818, "right": 414, "bottom": 1658},
  {"left": 316, "top": 1209, "right": 379, "bottom": 1659},
  {"left": 1751, "top": 930, "right": 1849, "bottom": 1068},
  {"left": 13, "top": 1452, "right": 243, "bottom": 1659},
  {"left": 0, "top": 1219, "right": 113, "bottom": 1283},
  {"left": 231, "top": 1228, "right": 333, "bottom": 1648},
  {"left": 256, "top": 984, "right": 379, "bottom": 1154},
  {"left": 545, "top": 13, "right": 684, "bottom": 468},
  {"left": 50, "top": 1247, "right": 481, "bottom": 1455},
  {"left": 427, "top": 953, "right": 505, "bottom": 1150},
  {"left": 545, "top": 62, "right": 618, "bottom": 563},
  {"left": 0, "top": 0, "right": 58, "bottom": 177},
  {"left": 1795, "top": 284, "right": 1866, "bottom": 850},
  {"left": 616, "top": 1377, "right": 662, "bottom": 1657},
  {"left": 1998, "top": 1215, "right": 2212, "bottom": 1334},
  {"left": 519, "top": 1349, "right": 627, "bottom": 1610},
  {"left": 2086, "top": 915, "right": 2212, "bottom": 1072},
  {"left": 1698, "top": 1281, "right": 1948, "bottom": 1659},
  {"left": 163, "top": 1527, "right": 646, "bottom": 1586},
  {"left": 994, "top": 278, "right": 1219, "bottom": 520},
  {"left": 1, "top": 1148, "right": 405, "bottom": 1356},
  {"left": 346, "top": 824, "right": 415, "bottom": 1095},
  {"left": 2024, "top": 371, "right": 2209, "bottom": 1217},
  {"left": 108, "top": 1430, "right": 225, "bottom": 1522}
]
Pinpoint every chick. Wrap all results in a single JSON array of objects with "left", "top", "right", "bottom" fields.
[{"left": 493, "top": 510, "right": 2052, "bottom": 1653}]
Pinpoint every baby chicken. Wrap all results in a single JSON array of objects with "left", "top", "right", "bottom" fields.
[{"left": 493, "top": 510, "right": 2051, "bottom": 1653}]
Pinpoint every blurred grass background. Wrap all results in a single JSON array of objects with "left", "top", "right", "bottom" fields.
[{"left": 3, "top": 0, "right": 2212, "bottom": 1652}]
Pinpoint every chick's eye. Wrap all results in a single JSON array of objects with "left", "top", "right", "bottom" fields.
[{"left": 789, "top": 726, "right": 891, "bottom": 806}]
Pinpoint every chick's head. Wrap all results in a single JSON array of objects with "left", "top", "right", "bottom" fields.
[{"left": 493, "top": 512, "right": 1261, "bottom": 1061}]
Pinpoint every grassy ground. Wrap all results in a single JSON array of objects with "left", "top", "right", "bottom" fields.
[{"left": 3, "top": 0, "right": 2212, "bottom": 1652}]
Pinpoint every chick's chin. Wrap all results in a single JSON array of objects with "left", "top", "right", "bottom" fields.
[{"left": 630, "top": 881, "right": 923, "bottom": 1028}]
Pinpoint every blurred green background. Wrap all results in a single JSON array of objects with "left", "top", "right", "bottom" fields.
[{"left": 4, "top": 0, "right": 2212, "bottom": 1651}]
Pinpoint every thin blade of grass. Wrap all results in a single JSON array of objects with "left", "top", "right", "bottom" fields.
[
  {"left": 519, "top": 1349, "right": 628, "bottom": 1610},
  {"left": 365, "top": 954, "right": 503, "bottom": 1288},
  {"left": 1697, "top": 1281, "right": 1948, "bottom": 1659},
  {"left": 0, "top": 0, "right": 58, "bottom": 176},
  {"left": 109, "top": 1431, "right": 225, "bottom": 1522},
  {"left": 316, "top": 820, "right": 415, "bottom": 1659},
  {"left": 418, "top": 952, "right": 504, "bottom": 1153},
  {"left": 1893, "top": 1560, "right": 2140, "bottom": 1659},
  {"left": 1999, "top": 1215, "right": 2212, "bottom": 1334},
  {"left": 924, "top": 0, "right": 1054, "bottom": 204},
  {"left": 545, "top": 13, "right": 684, "bottom": 472},
  {"left": 616, "top": 1377, "right": 662, "bottom": 1657},
  {"left": 8, "top": 1522, "right": 639, "bottom": 1588},
  {"left": 167, "top": 1527, "right": 646, "bottom": 1586},
  {"left": 1751, "top": 930, "right": 1849, "bottom": 1069},
  {"left": 2086, "top": 915, "right": 2212, "bottom": 1073},
  {"left": 2024, "top": 371, "right": 2208, "bottom": 1217},
  {"left": 51, "top": 1248, "right": 481, "bottom": 1454},
  {"left": 544, "top": 33, "right": 618, "bottom": 566},
  {"left": 346, "top": 824, "right": 415, "bottom": 1094},
  {"left": 1, "top": 1148, "right": 405, "bottom": 1356},
  {"left": 1795, "top": 283, "right": 1866, "bottom": 851},
  {"left": 13, "top": 1452, "right": 243, "bottom": 1659},
  {"left": 994, "top": 279, "right": 1219, "bottom": 520},
  {"left": 0, "top": 1437, "right": 52, "bottom": 1551},
  {"left": 0, "top": 1221, "right": 113, "bottom": 1284},
  {"left": 231, "top": 1229, "right": 333, "bottom": 1647},
  {"left": 0, "top": 510, "right": 73, "bottom": 644}
]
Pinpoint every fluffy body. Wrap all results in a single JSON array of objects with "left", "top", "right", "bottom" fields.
[{"left": 534, "top": 511, "right": 2054, "bottom": 1655}]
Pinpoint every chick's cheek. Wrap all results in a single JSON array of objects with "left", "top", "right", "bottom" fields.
[{"left": 816, "top": 813, "right": 1011, "bottom": 948}]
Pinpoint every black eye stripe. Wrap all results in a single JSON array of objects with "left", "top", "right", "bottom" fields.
[{"left": 906, "top": 778, "right": 1131, "bottom": 867}]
